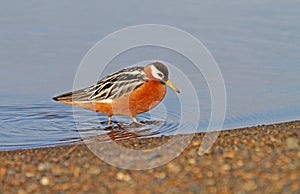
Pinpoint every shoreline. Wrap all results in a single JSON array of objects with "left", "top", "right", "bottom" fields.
[{"left": 1, "top": 120, "right": 299, "bottom": 193}]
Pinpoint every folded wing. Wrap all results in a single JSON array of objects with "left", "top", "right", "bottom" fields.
[{"left": 53, "top": 66, "right": 148, "bottom": 103}]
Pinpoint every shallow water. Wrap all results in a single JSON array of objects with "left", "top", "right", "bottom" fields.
[
  {"left": 0, "top": 103, "right": 193, "bottom": 150},
  {"left": 1, "top": 1, "right": 299, "bottom": 150}
]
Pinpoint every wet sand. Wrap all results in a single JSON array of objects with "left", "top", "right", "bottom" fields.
[{"left": 1, "top": 121, "right": 299, "bottom": 193}]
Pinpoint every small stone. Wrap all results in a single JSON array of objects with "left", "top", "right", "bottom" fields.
[
  {"left": 40, "top": 176, "right": 50, "bottom": 186},
  {"left": 63, "top": 161, "right": 69, "bottom": 167},
  {"left": 51, "top": 158, "right": 59, "bottom": 163},
  {"left": 38, "top": 162, "right": 51, "bottom": 171},
  {"left": 116, "top": 172, "right": 131, "bottom": 182},
  {"left": 207, "top": 171, "right": 214, "bottom": 178},
  {"left": 51, "top": 165, "right": 62, "bottom": 175},
  {"left": 286, "top": 137, "right": 298, "bottom": 149},
  {"left": 206, "top": 179, "right": 215, "bottom": 186},
  {"left": 291, "top": 173, "right": 298, "bottom": 181},
  {"left": 291, "top": 182, "right": 299, "bottom": 191},
  {"left": 154, "top": 171, "right": 166, "bottom": 179},
  {"left": 25, "top": 172, "right": 35, "bottom": 178},
  {"left": 7, "top": 169, "right": 15, "bottom": 175},
  {"left": 244, "top": 180, "right": 257, "bottom": 191},
  {"left": 223, "top": 150, "right": 235, "bottom": 159},
  {"left": 73, "top": 167, "right": 81, "bottom": 177},
  {"left": 208, "top": 186, "right": 217, "bottom": 193},
  {"left": 222, "top": 164, "right": 231, "bottom": 171},
  {"left": 188, "top": 158, "right": 196, "bottom": 165},
  {"left": 270, "top": 174, "right": 280, "bottom": 181},
  {"left": 167, "top": 163, "right": 181, "bottom": 174},
  {"left": 17, "top": 189, "right": 26, "bottom": 194},
  {"left": 88, "top": 166, "right": 100, "bottom": 175},
  {"left": 270, "top": 136, "right": 276, "bottom": 142},
  {"left": 237, "top": 160, "right": 244, "bottom": 167},
  {"left": 59, "top": 183, "right": 71, "bottom": 191},
  {"left": 0, "top": 167, "right": 6, "bottom": 176}
]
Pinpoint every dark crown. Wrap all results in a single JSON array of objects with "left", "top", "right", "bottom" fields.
[{"left": 152, "top": 62, "right": 169, "bottom": 79}]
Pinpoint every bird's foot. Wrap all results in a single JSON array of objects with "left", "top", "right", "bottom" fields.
[{"left": 132, "top": 117, "right": 145, "bottom": 126}]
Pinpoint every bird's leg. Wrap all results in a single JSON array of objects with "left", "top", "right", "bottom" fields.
[
  {"left": 132, "top": 117, "right": 139, "bottom": 124},
  {"left": 132, "top": 117, "right": 144, "bottom": 125},
  {"left": 108, "top": 115, "right": 112, "bottom": 125}
]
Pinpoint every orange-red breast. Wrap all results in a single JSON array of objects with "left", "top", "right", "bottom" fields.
[{"left": 53, "top": 62, "right": 180, "bottom": 124}]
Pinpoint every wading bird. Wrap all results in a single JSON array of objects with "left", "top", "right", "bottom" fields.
[{"left": 53, "top": 62, "right": 180, "bottom": 124}]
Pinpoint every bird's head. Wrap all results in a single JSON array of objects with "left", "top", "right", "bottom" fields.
[{"left": 145, "top": 62, "right": 180, "bottom": 93}]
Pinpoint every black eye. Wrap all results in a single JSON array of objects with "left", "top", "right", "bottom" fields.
[{"left": 157, "top": 73, "right": 163, "bottom": 77}]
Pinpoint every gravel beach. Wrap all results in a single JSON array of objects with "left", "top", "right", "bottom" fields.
[{"left": 1, "top": 121, "right": 299, "bottom": 193}]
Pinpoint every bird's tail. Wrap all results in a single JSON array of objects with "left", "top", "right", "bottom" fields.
[
  {"left": 53, "top": 89, "right": 98, "bottom": 111},
  {"left": 53, "top": 88, "right": 91, "bottom": 103},
  {"left": 52, "top": 91, "right": 73, "bottom": 102}
]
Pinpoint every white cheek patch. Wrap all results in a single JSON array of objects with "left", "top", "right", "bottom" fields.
[{"left": 151, "top": 65, "right": 163, "bottom": 80}]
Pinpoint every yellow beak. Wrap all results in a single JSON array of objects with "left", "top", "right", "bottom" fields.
[{"left": 166, "top": 80, "right": 180, "bottom": 93}]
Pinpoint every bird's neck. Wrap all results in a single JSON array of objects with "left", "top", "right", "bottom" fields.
[{"left": 144, "top": 66, "right": 156, "bottom": 81}]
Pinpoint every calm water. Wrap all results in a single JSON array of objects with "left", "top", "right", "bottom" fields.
[
  {"left": 1, "top": 1, "right": 299, "bottom": 150},
  {"left": 0, "top": 103, "right": 189, "bottom": 150}
]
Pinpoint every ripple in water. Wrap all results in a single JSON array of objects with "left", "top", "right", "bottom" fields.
[
  {"left": 72, "top": 105, "right": 193, "bottom": 145},
  {"left": 0, "top": 104, "right": 193, "bottom": 150}
]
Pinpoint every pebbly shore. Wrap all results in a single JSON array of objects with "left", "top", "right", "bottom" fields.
[{"left": 1, "top": 121, "right": 299, "bottom": 193}]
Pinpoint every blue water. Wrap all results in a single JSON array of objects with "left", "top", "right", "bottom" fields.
[
  {"left": 0, "top": 1, "right": 299, "bottom": 150},
  {"left": 0, "top": 103, "right": 187, "bottom": 150}
]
